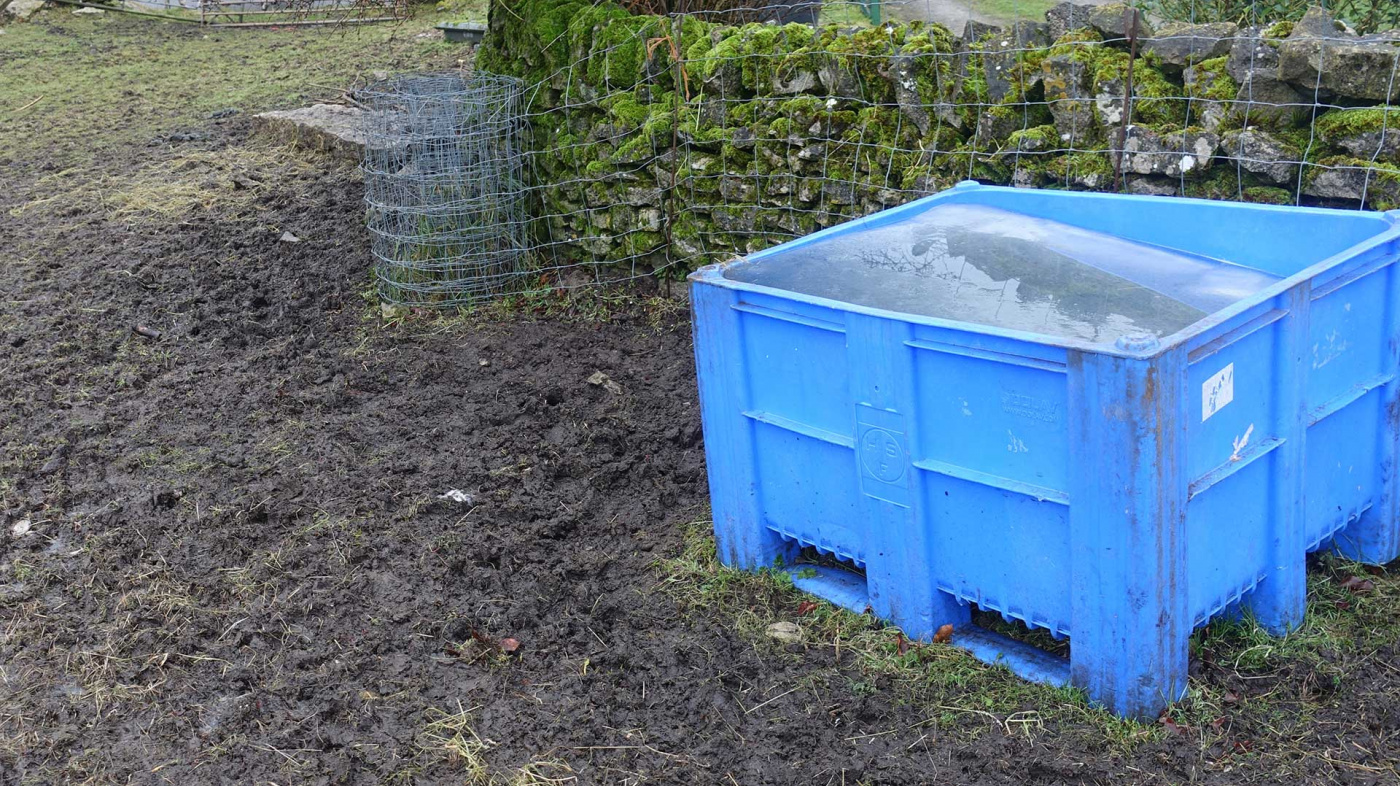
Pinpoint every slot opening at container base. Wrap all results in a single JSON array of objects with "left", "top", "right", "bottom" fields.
[
  {"left": 949, "top": 605, "right": 1072, "bottom": 688},
  {"left": 787, "top": 546, "right": 870, "bottom": 616},
  {"left": 969, "top": 605, "right": 1070, "bottom": 659}
]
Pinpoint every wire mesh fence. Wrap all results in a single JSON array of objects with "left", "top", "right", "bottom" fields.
[
  {"left": 362, "top": 72, "right": 531, "bottom": 306},
  {"left": 372, "top": 0, "right": 1400, "bottom": 302}
]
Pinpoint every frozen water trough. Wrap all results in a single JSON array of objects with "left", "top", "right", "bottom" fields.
[{"left": 689, "top": 181, "right": 1400, "bottom": 718}]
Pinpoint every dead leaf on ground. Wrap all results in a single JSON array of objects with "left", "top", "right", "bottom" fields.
[
  {"left": 1340, "top": 575, "right": 1375, "bottom": 594},
  {"left": 1160, "top": 716, "right": 1191, "bottom": 737},
  {"left": 500, "top": 637, "right": 520, "bottom": 653},
  {"left": 795, "top": 600, "right": 818, "bottom": 617}
]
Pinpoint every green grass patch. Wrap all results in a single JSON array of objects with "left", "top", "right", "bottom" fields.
[
  {"left": 818, "top": 0, "right": 876, "bottom": 27},
  {"left": 0, "top": 6, "right": 483, "bottom": 169},
  {"left": 968, "top": 0, "right": 1060, "bottom": 23},
  {"left": 1194, "top": 554, "right": 1400, "bottom": 676}
]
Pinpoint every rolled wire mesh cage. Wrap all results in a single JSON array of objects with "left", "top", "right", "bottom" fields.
[{"left": 362, "top": 72, "right": 530, "bottom": 307}]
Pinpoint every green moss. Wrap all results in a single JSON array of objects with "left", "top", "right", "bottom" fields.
[
  {"left": 1006, "top": 124, "right": 1060, "bottom": 152},
  {"left": 681, "top": 152, "right": 725, "bottom": 178},
  {"left": 727, "top": 102, "right": 763, "bottom": 126},
  {"left": 578, "top": 10, "right": 656, "bottom": 89},
  {"left": 1315, "top": 107, "right": 1400, "bottom": 140},
  {"left": 1184, "top": 57, "right": 1237, "bottom": 102},
  {"left": 638, "top": 93, "right": 681, "bottom": 140},
  {"left": 682, "top": 119, "right": 729, "bottom": 147},
  {"left": 556, "top": 133, "right": 604, "bottom": 171},
  {"left": 582, "top": 159, "right": 614, "bottom": 180},
  {"left": 1183, "top": 168, "right": 1243, "bottom": 201},
  {"left": 1262, "top": 20, "right": 1294, "bottom": 39},
  {"left": 617, "top": 229, "right": 666, "bottom": 259},
  {"left": 671, "top": 215, "right": 703, "bottom": 241},
  {"left": 1093, "top": 49, "right": 1186, "bottom": 130},
  {"left": 743, "top": 23, "right": 816, "bottom": 95},
  {"left": 762, "top": 209, "right": 818, "bottom": 236},
  {"left": 601, "top": 93, "right": 652, "bottom": 127},
  {"left": 800, "top": 24, "right": 902, "bottom": 104},
  {"left": 1045, "top": 151, "right": 1115, "bottom": 188},
  {"left": 1047, "top": 27, "right": 1104, "bottom": 62},
  {"left": 921, "top": 144, "right": 1011, "bottom": 185},
  {"left": 719, "top": 140, "right": 756, "bottom": 164},
  {"left": 1242, "top": 186, "right": 1293, "bottom": 205},
  {"left": 854, "top": 147, "right": 918, "bottom": 177},
  {"left": 674, "top": 16, "right": 715, "bottom": 68},
  {"left": 898, "top": 28, "right": 963, "bottom": 113},
  {"left": 845, "top": 105, "right": 944, "bottom": 149},
  {"left": 612, "top": 133, "right": 655, "bottom": 164},
  {"left": 693, "top": 28, "right": 743, "bottom": 82},
  {"left": 779, "top": 95, "right": 826, "bottom": 118}
]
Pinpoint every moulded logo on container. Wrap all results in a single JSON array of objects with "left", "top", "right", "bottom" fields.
[
  {"left": 861, "top": 429, "right": 906, "bottom": 483},
  {"left": 857, "top": 405, "right": 910, "bottom": 507}
]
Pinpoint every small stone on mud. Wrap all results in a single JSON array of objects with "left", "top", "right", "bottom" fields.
[
  {"left": 10, "top": 519, "right": 32, "bottom": 537},
  {"left": 587, "top": 371, "right": 623, "bottom": 395},
  {"left": 765, "top": 621, "right": 802, "bottom": 644},
  {"left": 39, "top": 445, "right": 68, "bottom": 475},
  {"left": 478, "top": 359, "right": 490, "bottom": 367},
  {"left": 279, "top": 231, "right": 301, "bottom": 243}
]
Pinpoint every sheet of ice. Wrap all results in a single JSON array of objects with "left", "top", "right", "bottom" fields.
[{"left": 723, "top": 204, "right": 1282, "bottom": 345}]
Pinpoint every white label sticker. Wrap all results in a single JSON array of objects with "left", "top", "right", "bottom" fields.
[{"left": 1202, "top": 363, "right": 1234, "bottom": 422}]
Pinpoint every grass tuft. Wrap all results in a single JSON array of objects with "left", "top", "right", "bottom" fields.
[{"left": 420, "top": 704, "right": 578, "bottom": 784}]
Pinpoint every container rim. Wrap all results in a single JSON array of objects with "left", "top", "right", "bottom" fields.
[{"left": 688, "top": 182, "right": 1400, "bottom": 360}]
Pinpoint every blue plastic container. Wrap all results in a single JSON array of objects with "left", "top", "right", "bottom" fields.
[{"left": 689, "top": 181, "right": 1400, "bottom": 719}]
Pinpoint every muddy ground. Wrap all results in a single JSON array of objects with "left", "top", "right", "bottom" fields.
[{"left": 4, "top": 15, "right": 1400, "bottom": 786}]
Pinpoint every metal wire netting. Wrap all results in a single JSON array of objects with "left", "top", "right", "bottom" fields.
[
  {"left": 362, "top": 72, "right": 530, "bottom": 306},
  {"left": 462, "top": 0, "right": 1400, "bottom": 295}
]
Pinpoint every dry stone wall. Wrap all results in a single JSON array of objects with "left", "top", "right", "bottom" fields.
[{"left": 479, "top": 1, "right": 1400, "bottom": 275}]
